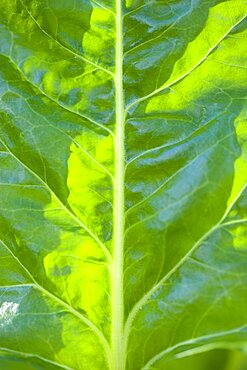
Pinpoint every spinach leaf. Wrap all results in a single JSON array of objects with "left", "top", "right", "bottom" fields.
[{"left": 0, "top": 1, "right": 247, "bottom": 369}]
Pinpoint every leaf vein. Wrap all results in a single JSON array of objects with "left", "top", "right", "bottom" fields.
[
  {"left": 19, "top": 0, "right": 114, "bottom": 77},
  {"left": 0, "top": 239, "right": 111, "bottom": 363},
  {"left": 2, "top": 53, "right": 114, "bottom": 138},
  {"left": 0, "top": 347, "right": 74, "bottom": 370},
  {"left": 124, "top": 181, "right": 247, "bottom": 352},
  {"left": 126, "top": 14, "right": 247, "bottom": 111},
  {"left": 142, "top": 324, "right": 247, "bottom": 369},
  {"left": 0, "top": 138, "right": 112, "bottom": 262}
]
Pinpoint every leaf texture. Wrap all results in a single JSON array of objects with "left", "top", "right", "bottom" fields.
[{"left": 0, "top": 0, "right": 247, "bottom": 369}]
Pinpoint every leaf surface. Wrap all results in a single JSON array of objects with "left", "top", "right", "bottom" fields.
[{"left": 0, "top": 0, "right": 247, "bottom": 369}]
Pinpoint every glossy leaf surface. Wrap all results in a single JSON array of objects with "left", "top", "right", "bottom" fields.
[{"left": 0, "top": 0, "right": 247, "bottom": 369}]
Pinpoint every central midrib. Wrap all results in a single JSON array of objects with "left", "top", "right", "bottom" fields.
[{"left": 112, "top": 0, "right": 125, "bottom": 368}]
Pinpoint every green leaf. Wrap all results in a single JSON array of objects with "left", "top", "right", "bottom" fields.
[
  {"left": 158, "top": 349, "right": 234, "bottom": 370},
  {"left": 0, "top": 0, "right": 247, "bottom": 369}
]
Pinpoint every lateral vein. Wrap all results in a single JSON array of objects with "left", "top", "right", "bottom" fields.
[
  {"left": 19, "top": 0, "right": 114, "bottom": 77},
  {"left": 0, "top": 347, "right": 75, "bottom": 370},
  {"left": 3, "top": 53, "right": 114, "bottom": 138},
  {"left": 0, "top": 239, "right": 111, "bottom": 364},
  {"left": 126, "top": 14, "right": 247, "bottom": 111},
  {"left": 0, "top": 138, "right": 112, "bottom": 263},
  {"left": 123, "top": 181, "right": 247, "bottom": 353},
  {"left": 142, "top": 324, "right": 247, "bottom": 369}
]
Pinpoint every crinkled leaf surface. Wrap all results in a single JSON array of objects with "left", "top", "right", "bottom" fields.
[{"left": 0, "top": 0, "right": 247, "bottom": 369}]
